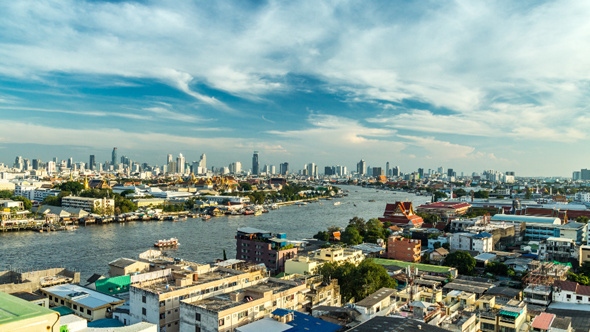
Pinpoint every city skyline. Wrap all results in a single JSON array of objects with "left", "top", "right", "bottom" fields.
[{"left": 2, "top": 1, "right": 590, "bottom": 176}]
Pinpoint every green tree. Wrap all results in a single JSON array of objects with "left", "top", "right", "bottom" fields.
[
  {"left": 240, "top": 182, "right": 253, "bottom": 191},
  {"left": 433, "top": 242, "right": 441, "bottom": 249},
  {"left": 42, "top": 195, "right": 61, "bottom": 206},
  {"left": 12, "top": 196, "right": 32, "bottom": 210},
  {"left": 473, "top": 190, "right": 489, "bottom": 199},
  {"left": 454, "top": 188, "right": 467, "bottom": 197},
  {"left": 485, "top": 262, "right": 510, "bottom": 276},
  {"left": 442, "top": 243, "right": 450, "bottom": 250},
  {"left": 341, "top": 226, "right": 363, "bottom": 245},
  {"left": 120, "top": 189, "right": 135, "bottom": 197},
  {"left": 524, "top": 190, "right": 533, "bottom": 199},
  {"left": 576, "top": 216, "right": 590, "bottom": 224},
  {"left": 318, "top": 259, "right": 397, "bottom": 302},
  {"left": 348, "top": 217, "right": 367, "bottom": 237},
  {"left": 444, "top": 251, "right": 476, "bottom": 275},
  {"left": 364, "top": 218, "right": 387, "bottom": 244},
  {"left": 433, "top": 191, "right": 448, "bottom": 201},
  {"left": 0, "top": 190, "right": 13, "bottom": 199},
  {"left": 313, "top": 231, "right": 330, "bottom": 241},
  {"left": 58, "top": 181, "right": 85, "bottom": 194},
  {"left": 416, "top": 212, "right": 438, "bottom": 225}
]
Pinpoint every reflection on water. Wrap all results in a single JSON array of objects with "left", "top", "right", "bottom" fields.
[{"left": 0, "top": 186, "right": 430, "bottom": 279}]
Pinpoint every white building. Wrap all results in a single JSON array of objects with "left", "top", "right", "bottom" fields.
[
  {"left": 539, "top": 237, "right": 577, "bottom": 262},
  {"left": 450, "top": 232, "right": 493, "bottom": 254},
  {"left": 61, "top": 196, "right": 115, "bottom": 213},
  {"left": 575, "top": 192, "right": 590, "bottom": 203},
  {"left": 205, "top": 196, "right": 250, "bottom": 204},
  {"left": 553, "top": 280, "right": 590, "bottom": 305}
]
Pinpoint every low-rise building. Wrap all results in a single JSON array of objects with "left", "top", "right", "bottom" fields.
[
  {"left": 539, "top": 238, "right": 577, "bottom": 263},
  {"left": 531, "top": 312, "right": 574, "bottom": 332},
  {"left": 450, "top": 232, "right": 493, "bottom": 254},
  {"left": 109, "top": 258, "right": 151, "bottom": 277},
  {"left": 478, "top": 300, "right": 528, "bottom": 332},
  {"left": 553, "top": 280, "right": 590, "bottom": 304},
  {"left": 429, "top": 247, "right": 449, "bottom": 264},
  {"left": 0, "top": 291, "right": 60, "bottom": 332},
  {"left": 61, "top": 196, "right": 115, "bottom": 213},
  {"left": 41, "top": 284, "right": 125, "bottom": 321},
  {"left": 235, "top": 227, "right": 298, "bottom": 273},
  {"left": 416, "top": 201, "right": 471, "bottom": 218},
  {"left": 386, "top": 236, "right": 421, "bottom": 262},
  {"left": 354, "top": 288, "right": 396, "bottom": 321},
  {"left": 235, "top": 309, "right": 341, "bottom": 332},
  {"left": 179, "top": 278, "right": 309, "bottom": 332},
  {"left": 284, "top": 247, "right": 364, "bottom": 275}
]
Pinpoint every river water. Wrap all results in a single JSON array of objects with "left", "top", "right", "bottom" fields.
[{"left": 0, "top": 186, "right": 430, "bottom": 280}]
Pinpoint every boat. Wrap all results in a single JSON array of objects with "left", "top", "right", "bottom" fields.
[
  {"left": 254, "top": 210, "right": 263, "bottom": 216},
  {"left": 368, "top": 199, "right": 376, "bottom": 202},
  {"left": 333, "top": 202, "right": 341, "bottom": 206},
  {"left": 243, "top": 210, "right": 255, "bottom": 215},
  {"left": 202, "top": 215, "right": 211, "bottom": 221},
  {"left": 164, "top": 216, "right": 178, "bottom": 221},
  {"left": 262, "top": 209, "right": 269, "bottom": 213},
  {"left": 212, "top": 210, "right": 225, "bottom": 217},
  {"left": 270, "top": 204, "right": 279, "bottom": 210},
  {"left": 154, "top": 238, "right": 179, "bottom": 248}
]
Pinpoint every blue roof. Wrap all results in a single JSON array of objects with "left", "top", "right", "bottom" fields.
[
  {"left": 271, "top": 310, "right": 340, "bottom": 332},
  {"left": 491, "top": 215, "right": 560, "bottom": 224},
  {"left": 475, "top": 253, "right": 497, "bottom": 261},
  {"left": 51, "top": 306, "right": 74, "bottom": 316},
  {"left": 473, "top": 232, "right": 492, "bottom": 238},
  {"left": 87, "top": 319, "right": 125, "bottom": 328},
  {"left": 272, "top": 308, "right": 291, "bottom": 317}
]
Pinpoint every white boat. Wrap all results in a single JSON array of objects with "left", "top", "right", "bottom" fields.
[
  {"left": 333, "top": 202, "right": 341, "bottom": 206},
  {"left": 154, "top": 238, "right": 179, "bottom": 248}
]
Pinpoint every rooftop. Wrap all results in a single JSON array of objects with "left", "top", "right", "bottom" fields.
[
  {"left": 9, "top": 291, "right": 46, "bottom": 302},
  {"left": 491, "top": 214, "right": 561, "bottom": 224},
  {"left": 372, "top": 258, "right": 454, "bottom": 274},
  {"left": 137, "top": 268, "right": 246, "bottom": 294},
  {"left": 347, "top": 316, "right": 449, "bottom": 332},
  {"left": 237, "top": 227, "right": 270, "bottom": 234},
  {"left": 0, "top": 291, "right": 57, "bottom": 327},
  {"left": 109, "top": 258, "right": 140, "bottom": 268},
  {"left": 42, "top": 284, "right": 124, "bottom": 309},
  {"left": 355, "top": 288, "right": 395, "bottom": 308}
]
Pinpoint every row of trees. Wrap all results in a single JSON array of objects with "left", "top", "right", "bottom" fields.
[
  {"left": 41, "top": 183, "right": 138, "bottom": 215},
  {"left": 317, "top": 259, "right": 397, "bottom": 302},
  {"left": 313, "top": 217, "right": 389, "bottom": 245}
]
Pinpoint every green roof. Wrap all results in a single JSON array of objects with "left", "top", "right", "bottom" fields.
[
  {"left": 95, "top": 275, "right": 131, "bottom": 295},
  {"left": 51, "top": 306, "right": 74, "bottom": 316},
  {"left": 0, "top": 291, "right": 56, "bottom": 327},
  {"left": 372, "top": 258, "right": 454, "bottom": 274},
  {"left": 500, "top": 310, "right": 521, "bottom": 317}
]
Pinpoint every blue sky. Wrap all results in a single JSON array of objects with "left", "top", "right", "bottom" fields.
[{"left": 1, "top": 0, "right": 590, "bottom": 176}]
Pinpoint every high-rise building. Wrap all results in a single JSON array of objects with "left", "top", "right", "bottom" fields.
[
  {"left": 372, "top": 167, "right": 383, "bottom": 177},
  {"left": 199, "top": 154, "right": 206, "bottom": 169},
  {"left": 168, "top": 161, "right": 177, "bottom": 174},
  {"left": 46, "top": 161, "right": 56, "bottom": 174},
  {"left": 252, "top": 151, "right": 259, "bottom": 175},
  {"left": 280, "top": 162, "right": 289, "bottom": 175},
  {"left": 32, "top": 159, "right": 40, "bottom": 170},
  {"left": 89, "top": 155, "right": 96, "bottom": 170},
  {"left": 67, "top": 157, "right": 73, "bottom": 169},
  {"left": 306, "top": 163, "right": 316, "bottom": 178},
  {"left": 335, "top": 165, "right": 347, "bottom": 176},
  {"left": 447, "top": 168, "right": 454, "bottom": 177},
  {"left": 357, "top": 159, "right": 366, "bottom": 176},
  {"left": 437, "top": 166, "right": 444, "bottom": 175},
  {"left": 418, "top": 168, "right": 424, "bottom": 178},
  {"left": 229, "top": 162, "right": 242, "bottom": 174},
  {"left": 573, "top": 171, "right": 581, "bottom": 181},
  {"left": 325, "top": 166, "right": 334, "bottom": 176},
  {"left": 392, "top": 166, "right": 400, "bottom": 176},
  {"left": 177, "top": 153, "right": 186, "bottom": 174},
  {"left": 112, "top": 148, "right": 118, "bottom": 167},
  {"left": 270, "top": 165, "right": 275, "bottom": 175},
  {"left": 386, "top": 162, "right": 390, "bottom": 177}
]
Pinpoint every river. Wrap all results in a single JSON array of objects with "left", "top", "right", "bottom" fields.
[{"left": 0, "top": 186, "right": 431, "bottom": 280}]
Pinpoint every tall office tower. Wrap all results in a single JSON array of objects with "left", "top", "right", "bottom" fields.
[
  {"left": 418, "top": 168, "right": 424, "bottom": 178},
  {"left": 357, "top": 159, "right": 366, "bottom": 175},
  {"left": 447, "top": 168, "right": 454, "bottom": 177},
  {"left": 112, "top": 148, "right": 118, "bottom": 167},
  {"left": 280, "top": 162, "right": 289, "bottom": 175},
  {"left": 386, "top": 162, "right": 390, "bottom": 177},
  {"left": 314, "top": 164, "right": 318, "bottom": 178},
  {"left": 32, "top": 159, "right": 40, "bottom": 170},
  {"left": 372, "top": 167, "right": 383, "bottom": 177},
  {"left": 230, "top": 162, "right": 242, "bottom": 174},
  {"left": 177, "top": 153, "right": 186, "bottom": 174},
  {"left": 13, "top": 156, "right": 23, "bottom": 169},
  {"left": 263, "top": 164, "right": 270, "bottom": 174},
  {"left": 270, "top": 165, "right": 275, "bottom": 175},
  {"left": 198, "top": 154, "right": 207, "bottom": 169},
  {"left": 167, "top": 154, "right": 173, "bottom": 165},
  {"left": 46, "top": 161, "right": 56, "bottom": 174},
  {"left": 252, "top": 151, "right": 259, "bottom": 175},
  {"left": 325, "top": 166, "right": 334, "bottom": 176},
  {"left": 168, "top": 161, "right": 177, "bottom": 174},
  {"left": 89, "top": 155, "right": 96, "bottom": 170},
  {"left": 306, "top": 163, "right": 316, "bottom": 178},
  {"left": 67, "top": 158, "right": 73, "bottom": 168},
  {"left": 437, "top": 166, "right": 444, "bottom": 175},
  {"left": 98, "top": 163, "right": 103, "bottom": 172},
  {"left": 393, "top": 166, "right": 400, "bottom": 176}
]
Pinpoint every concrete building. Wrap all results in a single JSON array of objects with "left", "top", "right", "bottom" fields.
[
  {"left": 354, "top": 288, "right": 396, "bottom": 321},
  {"left": 235, "top": 309, "right": 341, "bottom": 332},
  {"left": 41, "top": 284, "right": 125, "bottom": 321},
  {"left": 386, "top": 236, "right": 421, "bottom": 262},
  {"left": 61, "top": 196, "right": 115, "bottom": 213},
  {"left": 416, "top": 202, "right": 471, "bottom": 219},
  {"left": 538, "top": 238, "right": 577, "bottom": 263},
  {"left": 179, "top": 278, "right": 309, "bottom": 332},
  {"left": 236, "top": 227, "right": 298, "bottom": 273},
  {"left": 531, "top": 312, "right": 573, "bottom": 332},
  {"left": 130, "top": 263, "right": 266, "bottom": 332},
  {"left": 0, "top": 291, "right": 60, "bottom": 332},
  {"left": 284, "top": 247, "right": 364, "bottom": 275},
  {"left": 109, "top": 258, "right": 151, "bottom": 277},
  {"left": 450, "top": 232, "right": 493, "bottom": 254},
  {"left": 553, "top": 280, "right": 590, "bottom": 305}
]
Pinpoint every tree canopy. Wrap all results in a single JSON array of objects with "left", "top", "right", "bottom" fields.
[
  {"left": 318, "top": 259, "right": 397, "bottom": 302},
  {"left": 433, "top": 191, "right": 448, "bottom": 201},
  {"left": 444, "top": 251, "right": 476, "bottom": 275},
  {"left": 12, "top": 196, "right": 32, "bottom": 210}
]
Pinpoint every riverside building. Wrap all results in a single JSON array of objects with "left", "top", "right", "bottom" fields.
[{"left": 235, "top": 228, "right": 298, "bottom": 273}]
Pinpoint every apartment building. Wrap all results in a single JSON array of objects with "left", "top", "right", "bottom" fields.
[
  {"left": 449, "top": 217, "right": 486, "bottom": 233},
  {"left": 61, "top": 196, "right": 115, "bottom": 213},
  {"left": 41, "top": 284, "right": 124, "bottom": 321},
  {"left": 386, "top": 236, "right": 421, "bottom": 262},
  {"left": 449, "top": 232, "right": 493, "bottom": 254},
  {"left": 479, "top": 300, "right": 528, "bottom": 332},
  {"left": 235, "top": 227, "right": 298, "bottom": 273},
  {"left": 538, "top": 238, "right": 577, "bottom": 263},
  {"left": 129, "top": 263, "right": 266, "bottom": 332},
  {"left": 285, "top": 247, "right": 364, "bottom": 275},
  {"left": 179, "top": 277, "right": 308, "bottom": 332}
]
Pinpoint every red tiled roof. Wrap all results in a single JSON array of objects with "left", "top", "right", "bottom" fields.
[
  {"left": 532, "top": 313, "right": 555, "bottom": 330},
  {"left": 577, "top": 284, "right": 590, "bottom": 296},
  {"left": 417, "top": 202, "right": 471, "bottom": 209},
  {"left": 554, "top": 280, "right": 578, "bottom": 292}
]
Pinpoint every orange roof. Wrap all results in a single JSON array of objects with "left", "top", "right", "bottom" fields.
[{"left": 531, "top": 313, "right": 555, "bottom": 330}]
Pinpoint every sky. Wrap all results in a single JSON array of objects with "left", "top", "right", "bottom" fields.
[{"left": 1, "top": 0, "right": 590, "bottom": 176}]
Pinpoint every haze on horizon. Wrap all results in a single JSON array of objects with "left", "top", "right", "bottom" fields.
[{"left": 1, "top": 0, "right": 589, "bottom": 177}]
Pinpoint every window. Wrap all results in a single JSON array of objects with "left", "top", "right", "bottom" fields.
[
  {"left": 567, "top": 294, "right": 572, "bottom": 299},
  {"left": 160, "top": 313, "right": 165, "bottom": 319},
  {"left": 61, "top": 299, "right": 64, "bottom": 305},
  {"left": 175, "top": 309, "right": 178, "bottom": 312},
  {"left": 73, "top": 305, "right": 77, "bottom": 310},
  {"left": 196, "top": 313, "right": 201, "bottom": 321},
  {"left": 219, "top": 318, "right": 225, "bottom": 326},
  {"left": 142, "top": 308, "right": 147, "bottom": 316},
  {"left": 577, "top": 295, "right": 583, "bottom": 301},
  {"left": 87, "top": 309, "right": 91, "bottom": 315},
  {"left": 48, "top": 295, "right": 52, "bottom": 300},
  {"left": 159, "top": 301, "right": 165, "bottom": 307},
  {"left": 79, "top": 306, "right": 84, "bottom": 312},
  {"left": 196, "top": 327, "right": 201, "bottom": 332},
  {"left": 142, "top": 295, "right": 146, "bottom": 303}
]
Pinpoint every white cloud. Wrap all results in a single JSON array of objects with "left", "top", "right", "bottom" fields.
[
  {"left": 142, "top": 106, "right": 202, "bottom": 123},
  {"left": 0, "top": 106, "right": 150, "bottom": 120}
]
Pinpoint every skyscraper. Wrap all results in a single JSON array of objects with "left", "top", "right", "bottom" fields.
[
  {"left": 386, "top": 162, "right": 390, "bottom": 177},
  {"left": 112, "top": 147, "right": 118, "bottom": 167},
  {"left": 67, "top": 157, "right": 73, "bottom": 168},
  {"left": 306, "top": 163, "right": 316, "bottom": 178},
  {"left": 167, "top": 154, "right": 173, "bottom": 165},
  {"left": 89, "top": 155, "right": 96, "bottom": 170},
  {"left": 177, "top": 153, "right": 186, "bottom": 174},
  {"left": 357, "top": 159, "right": 366, "bottom": 175},
  {"left": 199, "top": 154, "right": 207, "bottom": 169},
  {"left": 447, "top": 168, "right": 454, "bottom": 177},
  {"left": 280, "top": 162, "right": 289, "bottom": 175},
  {"left": 252, "top": 151, "right": 259, "bottom": 175},
  {"left": 32, "top": 159, "right": 40, "bottom": 170}
]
